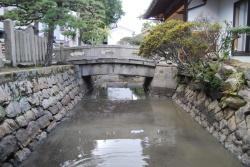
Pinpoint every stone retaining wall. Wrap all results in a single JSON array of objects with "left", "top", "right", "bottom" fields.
[
  {"left": 0, "top": 65, "right": 85, "bottom": 166},
  {"left": 173, "top": 84, "right": 250, "bottom": 166}
]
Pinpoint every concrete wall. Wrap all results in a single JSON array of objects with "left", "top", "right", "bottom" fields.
[
  {"left": 150, "top": 63, "right": 178, "bottom": 97},
  {"left": 0, "top": 65, "right": 85, "bottom": 166}
]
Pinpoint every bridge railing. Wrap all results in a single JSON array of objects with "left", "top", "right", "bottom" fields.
[{"left": 53, "top": 45, "right": 140, "bottom": 63}]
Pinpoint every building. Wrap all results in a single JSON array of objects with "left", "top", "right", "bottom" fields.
[{"left": 143, "top": 0, "right": 250, "bottom": 62}]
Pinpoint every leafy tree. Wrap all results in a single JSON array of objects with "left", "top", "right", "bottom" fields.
[
  {"left": 1, "top": 0, "right": 124, "bottom": 65},
  {"left": 118, "top": 34, "right": 143, "bottom": 46},
  {"left": 118, "top": 21, "right": 156, "bottom": 46},
  {"left": 103, "top": 0, "right": 124, "bottom": 27}
]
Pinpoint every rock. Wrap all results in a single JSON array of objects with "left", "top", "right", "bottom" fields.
[
  {"left": 0, "top": 121, "right": 12, "bottom": 138},
  {"left": 16, "top": 115, "right": 28, "bottom": 127},
  {"left": 242, "top": 144, "right": 250, "bottom": 153},
  {"left": 222, "top": 72, "right": 245, "bottom": 92},
  {"left": 225, "top": 143, "right": 242, "bottom": 156},
  {"left": 57, "top": 102, "right": 63, "bottom": 110},
  {"left": 15, "top": 148, "right": 31, "bottom": 162},
  {"left": 219, "top": 119, "right": 228, "bottom": 130},
  {"left": 242, "top": 154, "right": 250, "bottom": 166},
  {"left": 0, "top": 86, "right": 11, "bottom": 105},
  {"left": 243, "top": 133, "right": 250, "bottom": 145},
  {"left": 235, "top": 128, "right": 248, "bottom": 140},
  {"left": 61, "top": 95, "right": 71, "bottom": 106},
  {"left": 244, "top": 68, "right": 250, "bottom": 81},
  {"left": 42, "top": 89, "right": 50, "bottom": 99},
  {"left": 46, "top": 121, "right": 57, "bottom": 132},
  {"left": 41, "top": 97, "right": 56, "bottom": 109},
  {"left": 18, "top": 81, "right": 33, "bottom": 95},
  {"left": 239, "top": 89, "right": 250, "bottom": 101},
  {"left": 0, "top": 106, "right": 6, "bottom": 123},
  {"left": 219, "top": 133, "right": 227, "bottom": 143},
  {"left": 238, "top": 121, "right": 247, "bottom": 130},
  {"left": 6, "top": 101, "right": 22, "bottom": 118},
  {"left": 37, "top": 115, "right": 51, "bottom": 129},
  {"left": 214, "top": 112, "right": 224, "bottom": 121},
  {"left": 32, "top": 108, "right": 44, "bottom": 119},
  {"left": 246, "top": 116, "right": 250, "bottom": 129},
  {"left": 51, "top": 85, "right": 59, "bottom": 95},
  {"left": 219, "top": 64, "right": 237, "bottom": 78},
  {"left": 69, "top": 90, "right": 76, "bottom": 99},
  {"left": 27, "top": 94, "right": 40, "bottom": 106},
  {"left": 36, "top": 132, "right": 47, "bottom": 141},
  {"left": 224, "top": 109, "right": 235, "bottom": 120},
  {"left": 27, "top": 121, "right": 40, "bottom": 140},
  {"left": 0, "top": 135, "right": 18, "bottom": 161},
  {"left": 228, "top": 116, "right": 236, "bottom": 131},
  {"left": 235, "top": 104, "right": 250, "bottom": 124},
  {"left": 54, "top": 113, "right": 63, "bottom": 121},
  {"left": 19, "top": 98, "right": 31, "bottom": 113},
  {"left": 221, "top": 96, "right": 246, "bottom": 110},
  {"left": 48, "top": 105, "right": 59, "bottom": 115},
  {"left": 5, "top": 119, "right": 19, "bottom": 131},
  {"left": 16, "top": 129, "right": 30, "bottom": 147},
  {"left": 208, "top": 100, "right": 220, "bottom": 113},
  {"left": 23, "top": 110, "right": 36, "bottom": 122}
]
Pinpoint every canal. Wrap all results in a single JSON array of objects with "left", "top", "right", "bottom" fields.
[{"left": 21, "top": 88, "right": 243, "bottom": 167}]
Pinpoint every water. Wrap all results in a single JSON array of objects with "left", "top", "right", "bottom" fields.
[{"left": 22, "top": 88, "right": 243, "bottom": 167}]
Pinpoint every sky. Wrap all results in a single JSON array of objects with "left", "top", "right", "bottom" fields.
[{"left": 108, "top": 0, "right": 152, "bottom": 45}]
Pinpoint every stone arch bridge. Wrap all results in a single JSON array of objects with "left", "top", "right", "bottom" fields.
[{"left": 54, "top": 45, "right": 177, "bottom": 96}]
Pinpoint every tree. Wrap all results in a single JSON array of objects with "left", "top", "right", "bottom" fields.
[
  {"left": 1, "top": 0, "right": 124, "bottom": 65},
  {"left": 103, "top": 0, "right": 124, "bottom": 27},
  {"left": 1, "top": 0, "right": 85, "bottom": 66},
  {"left": 118, "top": 34, "right": 143, "bottom": 46},
  {"left": 118, "top": 21, "right": 156, "bottom": 46},
  {"left": 74, "top": 0, "right": 124, "bottom": 45}
]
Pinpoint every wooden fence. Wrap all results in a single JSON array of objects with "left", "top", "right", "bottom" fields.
[{"left": 4, "top": 20, "right": 47, "bottom": 66}]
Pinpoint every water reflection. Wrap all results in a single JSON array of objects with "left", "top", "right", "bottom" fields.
[
  {"left": 107, "top": 88, "right": 139, "bottom": 101},
  {"left": 61, "top": 139, "right": 149, "bottom": 167},
  {"left": 21, "top": 92, "right": 243, "bottom": 167}
]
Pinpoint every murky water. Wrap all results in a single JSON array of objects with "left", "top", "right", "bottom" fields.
[{"left": 22, "top": 88, "right": 243, "bottom": 167}]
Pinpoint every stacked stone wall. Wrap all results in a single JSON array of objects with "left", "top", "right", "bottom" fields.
[
  {"left": 173, "top": 84, "right": 250, "bottom": 166},
  {"left": 0, "top": 65, "right": 84, "bottom": 166}
]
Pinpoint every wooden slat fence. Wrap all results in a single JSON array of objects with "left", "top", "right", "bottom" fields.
[{"left": 4, "top": 19, "right": 47, "bottom": 66}]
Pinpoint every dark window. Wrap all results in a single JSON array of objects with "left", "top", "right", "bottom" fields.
[{"left": 233, "top": 0, "right": 250, "bottom": 55}]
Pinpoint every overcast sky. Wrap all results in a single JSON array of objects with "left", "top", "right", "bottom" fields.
[{"left": 108, "top": 0, "right": 152, "bottom": 44}]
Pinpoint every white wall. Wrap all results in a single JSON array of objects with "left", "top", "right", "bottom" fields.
[
  {"left": 0, "top": 8, "right": 5, "bottom": 30},
  {"left": 188, "top": 0, "right": 220, "bottom": 22},
  {"left": 188, "top": 0, "right": 250, "bottom": 62}
]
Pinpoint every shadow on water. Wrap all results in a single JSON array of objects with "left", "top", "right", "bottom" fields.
[{"left": 21, "top": 87, "right": 244, "bottom": 167}]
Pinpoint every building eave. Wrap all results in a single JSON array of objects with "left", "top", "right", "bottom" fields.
[{"left": 143, "top": 0, "right": 185, "bottom": 20}]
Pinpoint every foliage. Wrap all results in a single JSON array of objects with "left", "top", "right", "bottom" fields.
[
  {"left": 219, "top": 23, "right": 250, "bottom": 59},
  {"left": 195, "top": 62, "right": 222, "bottom": 90},
  {"left": 118, "top": 34, "right": 144, "bottom": 46},
  {"left": 139, "top": 20, "right": 222, "bottom": 71},
  {"left": 118, "top": 21, "right": 156, "bottom": 46},
  {"left": 139, "top": 20, "right": 227, "bottom": 94},
  {"left": 103, "top": 0, "right": 124, "bottom": 27},
  {"left": 1, "top": 0, "right": 124, "bottom": 65}
]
